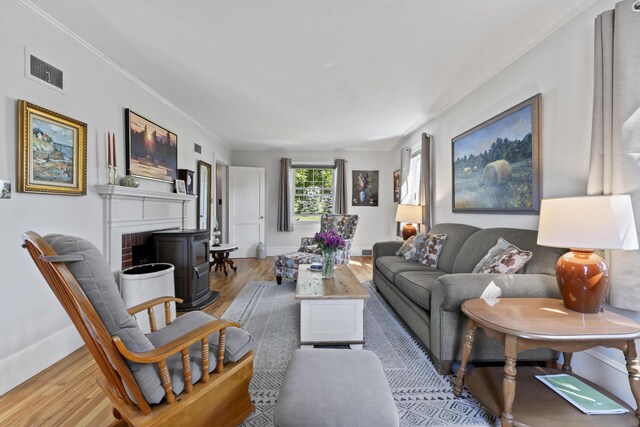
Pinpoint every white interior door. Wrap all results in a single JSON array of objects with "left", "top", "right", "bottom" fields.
[{"left": 229, "top": 166, "right": 265, "bottom": 258}]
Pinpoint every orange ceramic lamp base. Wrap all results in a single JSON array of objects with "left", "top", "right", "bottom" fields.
[
  {"left": 402, "top": 223, "right": 417, "bottom": 240},
  {"left": 556, "top": 249, "right": 609, "bottom": 313}
]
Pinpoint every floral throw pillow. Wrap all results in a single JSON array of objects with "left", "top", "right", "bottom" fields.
[
  {"left": 395, "top": 235, "right": 417, "bottom": 257},
  {"left": 472, "top": 238, "right": 533, "bottom": 274},
  {"left": 402, "top": 233, "right": 448, "bottom": 268}
]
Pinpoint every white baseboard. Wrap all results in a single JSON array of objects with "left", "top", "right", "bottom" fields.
[
  {"left": 0, "top": 326, "right": 83, "bottom": 396},
  {"left": 569, "top": 348, "right": 633, "bottom": 407}
]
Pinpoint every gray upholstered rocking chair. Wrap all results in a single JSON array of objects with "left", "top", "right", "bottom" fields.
[{"left": 23, "top": 232, "right": 255, "bottom": 426}]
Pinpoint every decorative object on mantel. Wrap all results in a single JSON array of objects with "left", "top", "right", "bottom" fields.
[
  {"left": 314, "top": 229, "right": 346, "bottom": 279},
  {"left": 174, "top": 179, "right": 186, "bottom": 194},
  {"left": 106, "top": 131, "right": 118, "bottom": 185},
  {"left": 119, "top": 175, "right": 139, "bottom": 188},
  {"left": 177, "top": 169, "right": 195, "bottom": 195},
  {"left": 18, "top": 100, "right": 87, "bottom": 195},
  {"left": 0, "top": 180, "right": 11, "bottom": 199},
  {"left": 395, "top": 204, "right": 422, "bottom": 240},
  {"left": 452, "top": 94, "right": 540, "bottom": 213},
  {"left": 125, "top": 109, "right": 177, "bottom": 183},
  {"left": 352, "top": 170, "right": 379, "bottom": 206},
  {"left": 537, "top": 195, "right": 638, "bottom": 313}
]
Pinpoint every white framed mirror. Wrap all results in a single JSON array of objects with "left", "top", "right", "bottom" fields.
[{"left": 198, "top": 160, "right": 212, "bottom": 230}]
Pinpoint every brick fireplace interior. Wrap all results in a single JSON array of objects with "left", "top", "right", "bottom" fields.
[{"left": 121, "top": 232, "right": 154, "bottom": 269}]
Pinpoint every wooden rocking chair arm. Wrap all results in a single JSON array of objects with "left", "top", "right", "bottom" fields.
[
  {"left": 112, "top": 319, "right": 241, "bottom": 363},
  {"left": 127, "top": 297, "right": 184, "bottom": 316}
]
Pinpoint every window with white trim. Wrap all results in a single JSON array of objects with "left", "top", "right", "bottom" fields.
[{"left": 294, "top": 167, "right": 334, "bottom": 221}]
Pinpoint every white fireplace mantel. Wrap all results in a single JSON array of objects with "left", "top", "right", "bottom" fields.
[{"left": 96, "top": 185, "right": 197, "bottom": 278}]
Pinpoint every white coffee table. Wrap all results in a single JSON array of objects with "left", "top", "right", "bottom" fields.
[{"left": 295, "top": 264, "right": 370, "bottom": 349}]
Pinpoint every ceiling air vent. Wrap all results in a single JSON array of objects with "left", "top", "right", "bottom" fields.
[{"left": 29, "top": 54, "right": 63, "bottom": 90}]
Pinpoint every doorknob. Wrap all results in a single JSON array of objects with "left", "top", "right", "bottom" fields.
[{"left": 259, "top": 216, "right": 264, "bottom": 219}]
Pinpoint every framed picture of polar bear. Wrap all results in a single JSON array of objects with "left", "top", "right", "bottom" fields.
[{"left": 451, "top": 94, "right": 540, "bottom": 214}]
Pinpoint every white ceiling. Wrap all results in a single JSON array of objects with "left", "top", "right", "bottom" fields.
[{"left": 31, "top": 0, "right": 592, "bottom": 150}]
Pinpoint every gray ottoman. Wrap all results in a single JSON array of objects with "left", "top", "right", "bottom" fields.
[{"left": 274, "top": 349, "right": 399, "bottom": 427}]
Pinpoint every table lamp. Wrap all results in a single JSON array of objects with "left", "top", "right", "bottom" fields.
[
  {"left": 537, "top": 195, "right": 638, "bottom": 313},
  {"left": 395, "top": 204, "right": 422, "bottom": 240}
]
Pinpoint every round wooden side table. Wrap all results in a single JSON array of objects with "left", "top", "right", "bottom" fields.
[
  {"left": 209, "top": 243, "right": 239, "bottom": 276},
  {"left": 453, "top": 298, "right": 640, "bottom": 427}
]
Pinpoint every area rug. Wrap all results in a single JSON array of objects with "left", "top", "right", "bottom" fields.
[{"left": 222, "top": 280, "right": 495, "bottom": 426}]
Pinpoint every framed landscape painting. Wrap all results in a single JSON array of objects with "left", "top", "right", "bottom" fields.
[
  {"left": 452, "top": 94, "right": 540, "bottom": 213},
  {"left": 125, "top": 109, "right": 177, "bottom": 182},
  {"left": 352, "top": 170, "right": 379, "bottom": 206},
  {"left": 18, "top": 100, "right": 87, "bottom": 195}
]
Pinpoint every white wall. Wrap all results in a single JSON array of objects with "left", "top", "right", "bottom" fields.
[
  {"left": 398, "top": 0, "right": 638, "bottom": 406},
  {"left": 0, "top": 1, "right": 230, "bottom": 394},
  {"left": 230, "top": 150, "right": 398, "bottom": 256}
]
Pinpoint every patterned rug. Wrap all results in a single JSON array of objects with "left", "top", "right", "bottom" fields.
[{"left": 222, "top": 280, "right": 495, "bottom": 426}]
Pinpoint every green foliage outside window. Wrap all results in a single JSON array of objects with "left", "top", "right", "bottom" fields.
[{"left": 294, "top": 168, "right": 333, "bottom": 221}]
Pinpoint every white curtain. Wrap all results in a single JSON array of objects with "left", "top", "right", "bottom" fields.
[
  {"left": 587, "top": 0, "right": 640, "bottom": 310},
  {"left": 420, "top": 133, "right": 432, "bottom": 232},
  {"left": 399, "top": 148, "right": 412, "bottom": 203}
]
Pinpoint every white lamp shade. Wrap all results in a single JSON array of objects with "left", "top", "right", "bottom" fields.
[
  {"left": 537, "top": 195, "right": 639, "bottom": 250},
  {"left": 395, "top": 204, "right": 422, "bottom": 224}
]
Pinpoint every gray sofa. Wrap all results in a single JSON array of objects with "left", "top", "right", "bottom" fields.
[{"left": 373, "top": 223, "right": 566, "bottom": 374}]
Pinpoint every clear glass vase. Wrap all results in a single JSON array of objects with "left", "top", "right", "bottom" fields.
[{"left": 322, "top": 251, "right": 335, "bottom": 279}]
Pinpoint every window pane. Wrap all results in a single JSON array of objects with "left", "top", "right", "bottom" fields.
[{"left": 294, "top": 167, "right": 334, "bottom": 220}]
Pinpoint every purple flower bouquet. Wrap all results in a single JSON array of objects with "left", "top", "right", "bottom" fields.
[{"left": 314, "top": 230, "right": 346, "bottom": 278}]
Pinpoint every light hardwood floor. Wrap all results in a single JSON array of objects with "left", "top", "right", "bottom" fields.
[{"left": 0, "top": 256, "right": 373, "bottom": 427}]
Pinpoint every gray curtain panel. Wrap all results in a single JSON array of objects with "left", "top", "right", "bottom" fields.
[
  {"left": 587, "top": 0, "right": 640, "bottom": 310},
  {"left": 277, "top": 158, "right": 294, "bottom": 232},
  {"left": 399, "top": 147, "right": 411, "bottom": 203},
  {"left": 334, "top": 159, "right": 348, "bottom": 214},
  {"left": 420, "top": 133, "right": 432, "bottom": 232}
]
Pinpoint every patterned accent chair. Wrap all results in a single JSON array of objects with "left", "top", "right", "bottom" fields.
[{"left": 274, "top": 214, "right": 359, "bottom": 284}]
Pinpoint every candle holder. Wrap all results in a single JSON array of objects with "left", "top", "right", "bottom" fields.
[{"left": 107, "top": 165, "right": 117, "bottom": 185}]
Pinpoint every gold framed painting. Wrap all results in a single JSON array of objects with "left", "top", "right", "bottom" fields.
[{"left": 18, "top": 100, "right": 87, "bottom": 195}]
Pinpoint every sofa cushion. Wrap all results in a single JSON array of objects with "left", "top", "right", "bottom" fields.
[
  {"left": 375, "top": 256, "right": 441, "bottom": 283},
  {"left": 428, "top": 224, "right": 480, "bottom": 273},
  {"left": 472, "top": 238, "right": 533, "bottom": 274},
  {"left": 402, "top": 233, "right": 448, "bottom": 268},
  {"left": 274, "top": 349, "right": 399, "bottom": 427},
  {"left": 44, "top": 235, "right": 166, "bottom": 404},
  {"left": 452, "top": 228, "right": 566, "bottom": 275},
  {"left": 395, "top": 270, "right": 445, "bottom": 311}
]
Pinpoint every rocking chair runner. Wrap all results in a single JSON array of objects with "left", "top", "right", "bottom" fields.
[{"left": 22, "top": 232, "right": 255, "bottom": 427}]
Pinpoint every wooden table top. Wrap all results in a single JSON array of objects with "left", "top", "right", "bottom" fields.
[
  {"left": 295, "top": 264, "right": 370, "bottom": 300},
  {"left": 462, "top": 298, "right": 640, "bottom": 341},
  {"left": 209, "top": 243, "right": 238, "bottom": 253}
]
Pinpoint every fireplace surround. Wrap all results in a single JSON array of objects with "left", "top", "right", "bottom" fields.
[{"left": 96, "top": 185, "right": 197, "bottom": 286}]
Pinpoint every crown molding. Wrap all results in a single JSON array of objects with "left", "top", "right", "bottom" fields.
[
  {"left": 399, "top": 0, "right": 600, "bottom": 141},
  {"left": 15, "top": 0, "right": 230, "bottom": 150}
]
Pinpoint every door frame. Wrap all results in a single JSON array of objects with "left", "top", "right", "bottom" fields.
[{"left": 228, "top": 166, "right": 266, "bottom": 258}]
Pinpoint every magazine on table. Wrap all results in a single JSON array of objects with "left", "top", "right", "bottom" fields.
[{"left": 536, "top": 374, "right": 628, "bottom": 415}]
